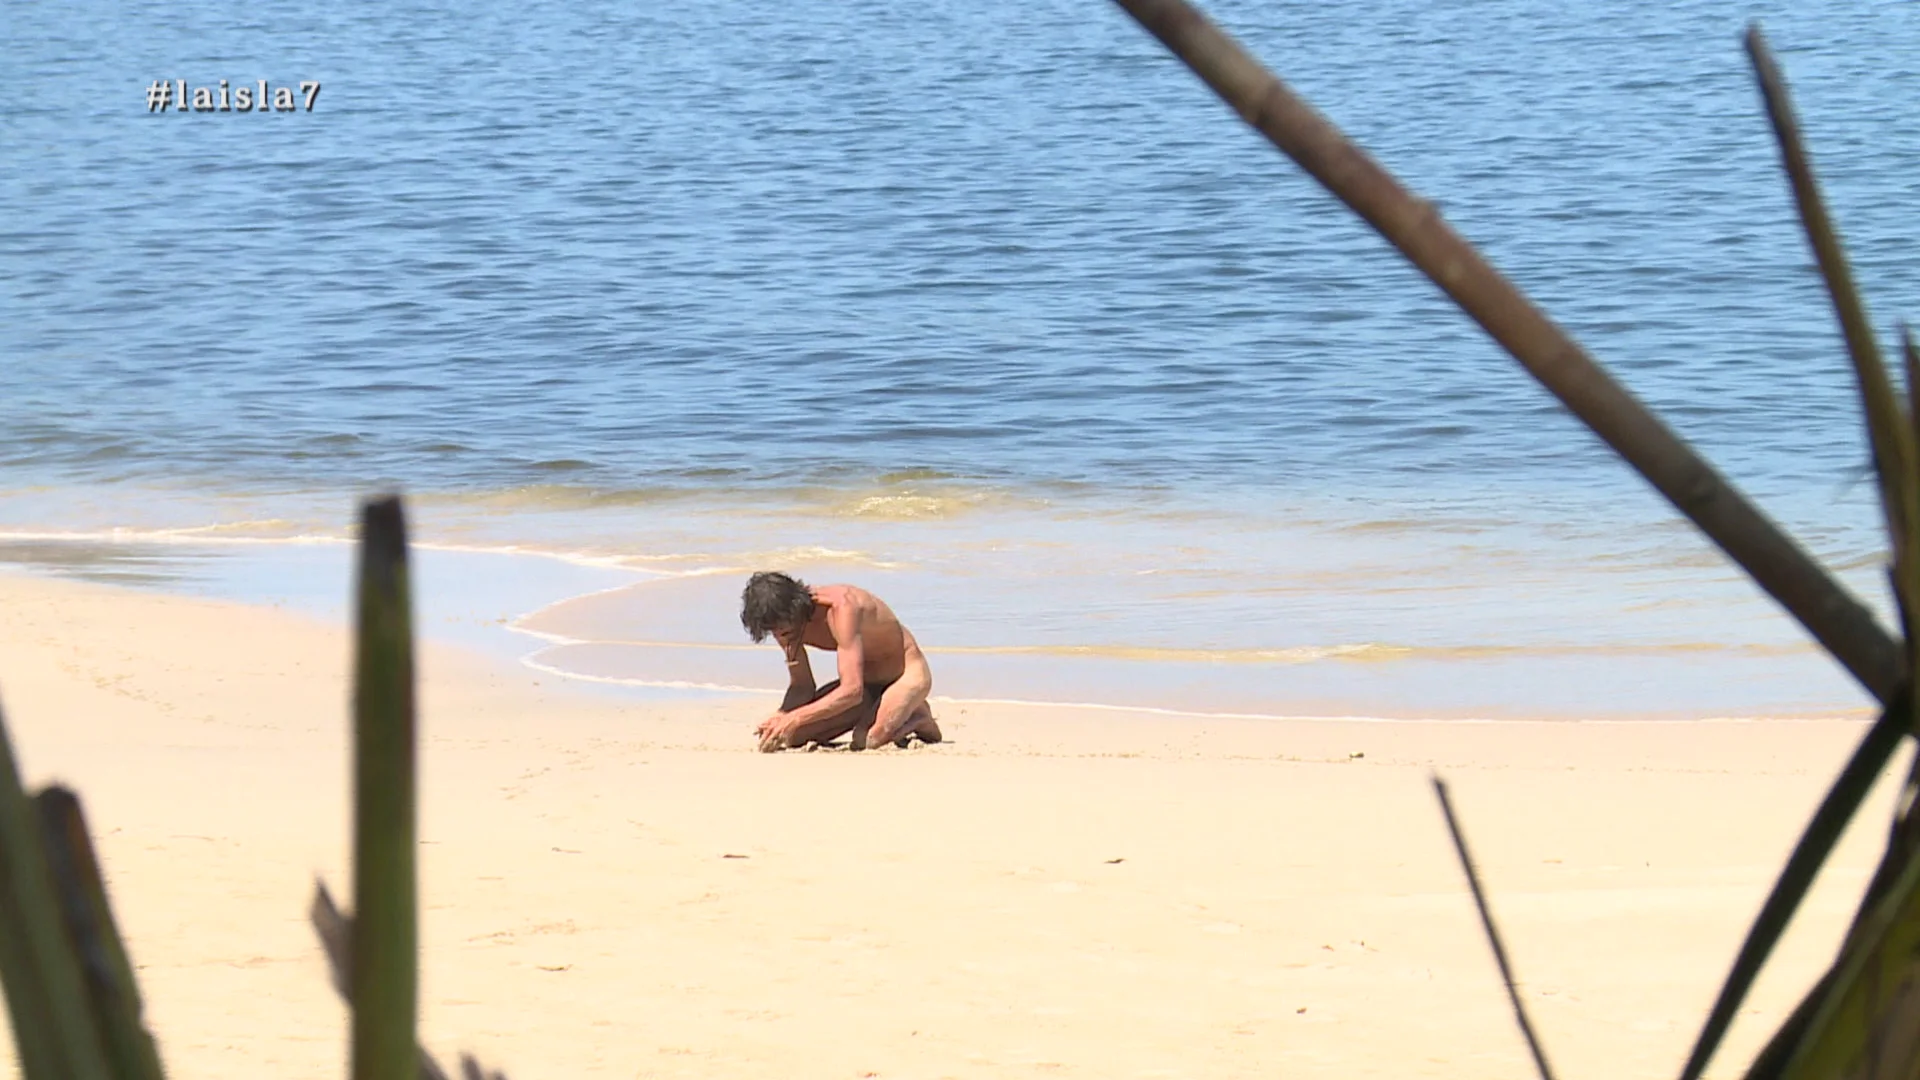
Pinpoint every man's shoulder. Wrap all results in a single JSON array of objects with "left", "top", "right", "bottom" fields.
[{"left": 817, "top": 584, "right": 885, "bottom": 621}]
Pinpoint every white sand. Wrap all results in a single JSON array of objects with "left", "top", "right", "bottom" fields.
[{"left": 0, "top": 570, "right": 1903, "bottom": 1078}]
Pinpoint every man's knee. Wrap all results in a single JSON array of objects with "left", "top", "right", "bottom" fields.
[{"left": 867, "top": 705, "right": 918, "bottom": 746}]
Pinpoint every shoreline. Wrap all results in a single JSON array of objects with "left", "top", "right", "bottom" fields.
[
  {"left": 0, "top": 529, "right": 1875, "bottom": 725},
  {"left": 0, "top": 481, "right": 1889, "bottom": 724}
]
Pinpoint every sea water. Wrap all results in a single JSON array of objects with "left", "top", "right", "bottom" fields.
[{"left": 6, "top": 0, "right": 1920, "bottom": 720}]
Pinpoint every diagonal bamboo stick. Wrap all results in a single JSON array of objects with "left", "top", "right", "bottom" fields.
[
  {"left": 1746, "top": 26, "right": 1920, "bottom": 659},
  {"left": 1738, "top": 339, "right": 1920, "bottom": 1080},
  {"left": 1771, "top": 820, "right": 1920, "bottom": 1079},
  {"left": 1106, "top": 0, "right": 1904, "bottom": 704},
  {"left": 1681, "top": 693, "right": 1908, "bottom": 1080},
  {"left": 1903, "top": 329, "right": 1920, "bottom": 504},
  {"left": 36, "top": 787, "right": 165, "bottom": 1080},
  {"left": 1679, "top": 34, "right": 1919, "bottom": 1080},
  {"left": 1433, "top": 777, "right": 1557, "bottom": 1080}
]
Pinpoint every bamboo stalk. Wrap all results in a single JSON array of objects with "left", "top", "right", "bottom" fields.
[
  {"left": 1683, "top": 693, "right": 1910, "bottom": 1080},
  {"left": 1750, "top": 413, "right": 1920, "bottom": 1078},
  {"left": 1746, "top": 972, "right": 1832, "bottom": 1080},
  {"left": 0, "top": 702, "right": 113, "bottom": 1080},
  {"left": 1827, "top": 346, "right": 1920, "bottom": 969},
  {"left": 1106, "top": 0, "right": 1903, "bottom": 704},
  {"left": 1774, "top": 828, "right": 1920, "bottom": 1079},
  {"left": 352, "top": 496, "right": 419, "bottom": 1080},
  {"left": 1903, "top": 326, "right": 1920, "bottom": 643},
  {"left": 311, "top": 882, "right": 452, "bottom": 1080},
  {"left": 35, "top": 787, "right": 165, "bottom": 1080},
  {"left": 1433, "top": 777, "right": 1557, "bottom": 1080},
  {"left": 1746, "top": 26, "right": 1920, "bottom": 646},
  {"left": 1903, "top": 330, "right": 1920, "bottom": 485},
  {"left": 1680, "top": 34, "right": 1920, "bottom": 1080},
  {"left": 0, "top": 775, "right": 62, "bottom": 1080}
]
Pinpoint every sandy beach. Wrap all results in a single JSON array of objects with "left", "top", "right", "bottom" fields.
[{"left": 0, "top": 568, "right": 1903, "bottom": 1079}]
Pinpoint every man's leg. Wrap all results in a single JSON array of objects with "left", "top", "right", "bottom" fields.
[
  {"left": 886, "top": 699, "right": 941, "bottom": 748},
  {"left": 768, "top": 679, "right": 877, "bottom": 749},
  {"left": 857, "top": 659, "right": 941, "bottom": 750},
  {"left": 779, "top": 678, "right": 818, "bottom": 715}
]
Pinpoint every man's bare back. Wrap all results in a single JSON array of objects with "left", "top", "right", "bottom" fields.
[{"left": 739, "top": 572, "right": 942, "bottom": 752}]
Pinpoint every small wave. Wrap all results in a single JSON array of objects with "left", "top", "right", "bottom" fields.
[
  {"left": 936, "top": 698, "right": 1867, "bottom": 725},
  {"left": 408, "top": 485, "right": 696, "bottom": 512},
  {"left": 0, "top": 526, "right": 348, "bottom": 546},
  {"left": 407, "top": 540, "right": 658, "bottom": 574},
  {"left": 0, "top": 527, "right": 671, "bottom": 580},
  {"left": 506, "top": 659, "right": 1863, "bottom": 726},
  {"left": 395, "top": 476, "right": 1048, "bottom": 521},
  {"left": 1331, "top": 516, "right": 1510, "bottom": 536},
  {"left": 620, "top": 546, "right": 907, "bottom": 573},
  {"left": 519, "top": 654, "right": 762, "bottom": 695},
  {"left": 168, "top": 518, "right": 320, "bottom": 536},
  {"left": 838, "top": 494, "right": 968, "bottom": 519},
  {"left": 818, "top": 482, "right": 1046, "bottom": 521},
  {"left": 1044, "top": 640, "right": 1818, "bottom": 663},
  {"left": 875, "top": 468, "right": 965, "bottom": 483},
  {"left": 505, "top": 637, "right": 1818, "bottom": 665},
  {"left": 1831, "top": 551, "right": 1891, "bottom": 573},
  {"left": 516, "top": 653, "right": 1446, "bottom": 720}
]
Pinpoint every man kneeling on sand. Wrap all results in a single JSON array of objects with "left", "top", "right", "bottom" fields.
[{"left": 741, "top": 571, "right": 943, "bottom": 752}]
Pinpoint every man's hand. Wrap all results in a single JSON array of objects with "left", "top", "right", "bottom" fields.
[{"left": 756, "top": 714, "right": 795, "bottom": 753}]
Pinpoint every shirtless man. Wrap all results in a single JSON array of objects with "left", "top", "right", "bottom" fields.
[{"left": 740, "top": 571, "right": 943, "bottom": 752}]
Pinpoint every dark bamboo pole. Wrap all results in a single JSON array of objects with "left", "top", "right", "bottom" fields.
[
  {"left": 36, "top": 787, "right": 165, "bottom": 1080},
  {"left": 0, "top": 705, "right": 111, "bottom": 1080},
  {"left": 1678, "top": 33, "right": 1919, "bottom": 1080},
  {"left": 352, "top": 496, "right": 419, "bottom": 1080},
  {"left": 1107, "top": 0, "right": 1903, "bottom": 704},
  {"left": 1682, "top": 694, "right": 1908, "bottom": 1080},
  {"left": 1433, "top": 777, "right": 1557, "bottom": 1080},
  {"left": 312, "top": 882, "right": 453, "bottom": 1080},
  {"left": 1746, "top": 26, "right": 1920, "bottom": 654}
]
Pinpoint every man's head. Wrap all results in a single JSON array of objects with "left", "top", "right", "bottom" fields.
[{"left": 740, "top": 571, "right": 816, "bottom": 643}]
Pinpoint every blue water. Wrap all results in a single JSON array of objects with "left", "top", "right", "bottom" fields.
[{"left": 6, "top": 0, "right": 1920, "bottom": 719}]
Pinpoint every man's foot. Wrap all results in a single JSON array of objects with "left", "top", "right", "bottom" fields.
[
  {"left": 855, "top": 704, "right": 940, "bottom": 751},
  {"left": 894, "top": 711, "right": 942, "bottom": 747}
]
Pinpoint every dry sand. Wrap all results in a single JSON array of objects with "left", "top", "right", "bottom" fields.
[{"left": 0, "top": 569, "right": 1904, "bottom": 1079}]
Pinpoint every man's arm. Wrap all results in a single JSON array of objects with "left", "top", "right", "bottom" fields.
[
  {"left": 770, "top": 605, "right": 866, "bottom": 729},
  {"left": 778, "top": 636, "right": 816, "bottom": 714}
]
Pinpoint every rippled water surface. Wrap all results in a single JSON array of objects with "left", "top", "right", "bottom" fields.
[{"left": 6, "top": 0, "right": 1920, "bottom": 718}]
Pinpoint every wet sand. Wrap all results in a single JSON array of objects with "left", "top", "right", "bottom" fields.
[{"left": 0, "top": 569, "right": 1903, "bottom": 1078}]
